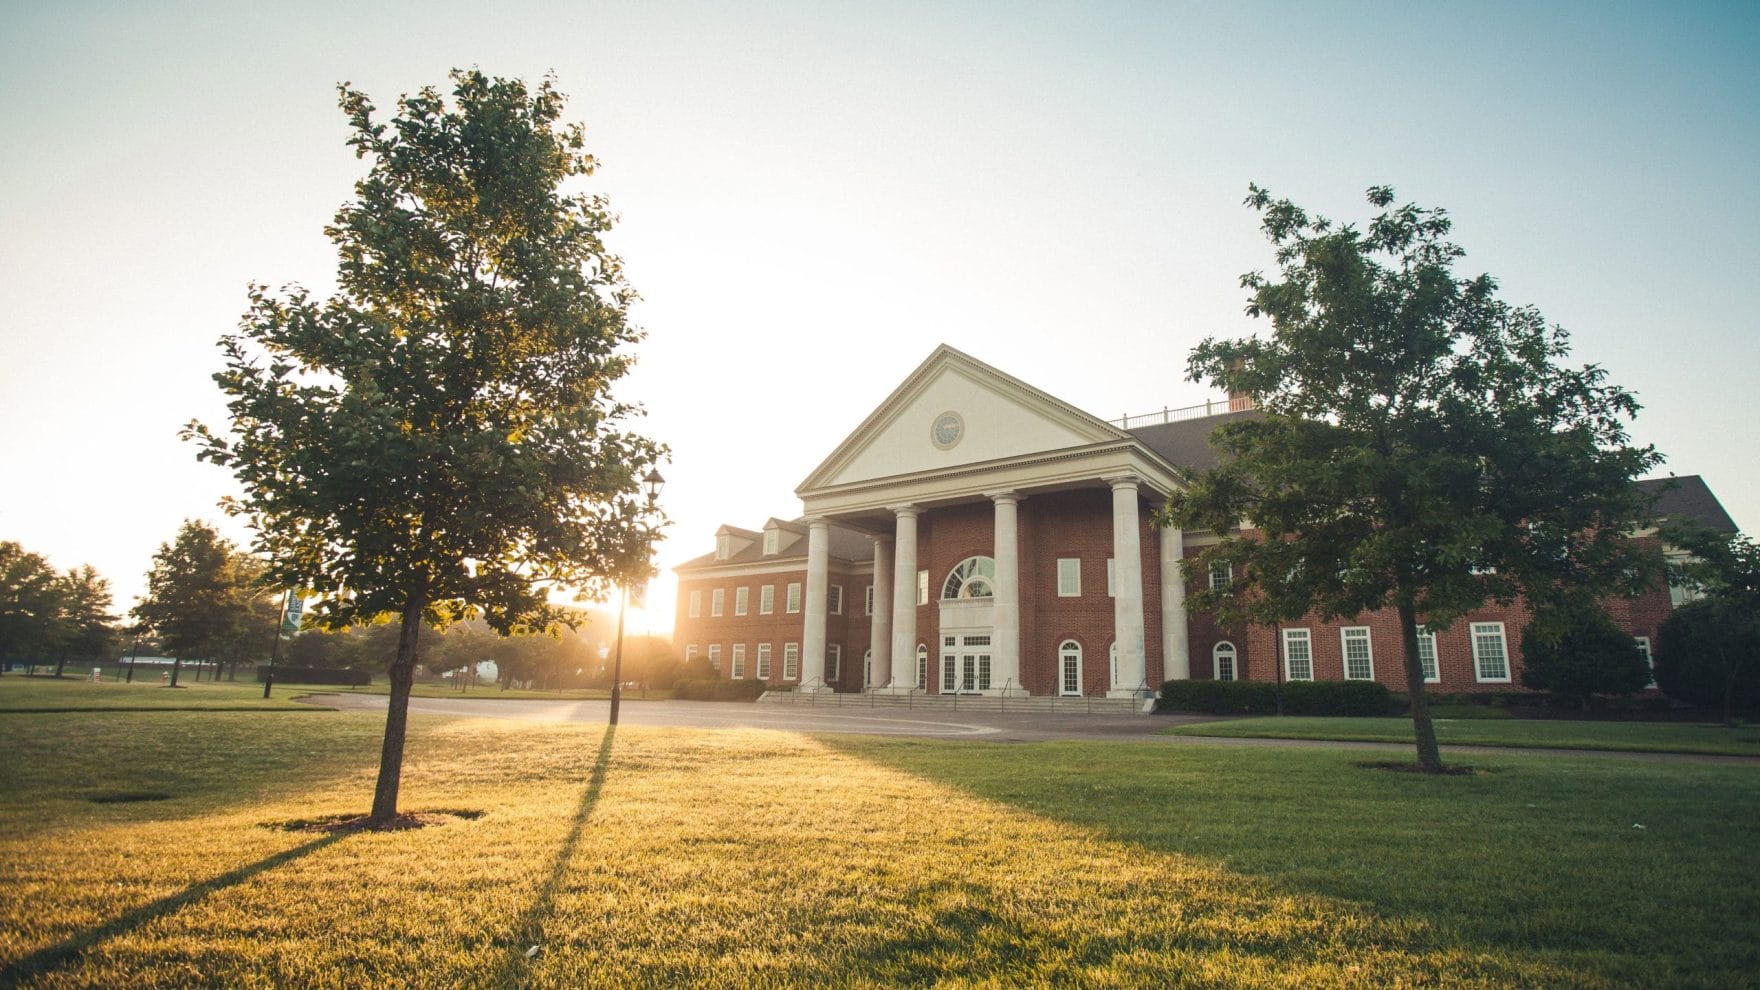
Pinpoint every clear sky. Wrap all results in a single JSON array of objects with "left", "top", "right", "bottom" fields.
[{"left": 3, "top": 1, "right": 1756, "bottom": 636}]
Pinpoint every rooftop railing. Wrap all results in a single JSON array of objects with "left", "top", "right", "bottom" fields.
[{"left": 1110, "top": 395, "right": 1256, "bottom": 430}]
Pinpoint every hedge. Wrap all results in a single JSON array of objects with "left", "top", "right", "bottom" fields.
[
  {"left": 1160, "top": 679, "right": 1394, "bottom": 716},
  {"left": 673, "top": 678, "right": 770, "bottom": 702}
]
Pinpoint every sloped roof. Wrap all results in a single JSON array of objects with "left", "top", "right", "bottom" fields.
[
  {"left": 1637, "top": 475, "right": 1738, "bottom": 534},
  {"left": 676, "top": 518, "right": 876, "bottom": 572},
  {"left": 1126, "top": 409, "right": 1263, "bottom": 473}
]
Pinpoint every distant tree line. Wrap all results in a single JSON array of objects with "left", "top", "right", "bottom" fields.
[{"left": 0, "top": 541, "right": 118, "bottom": 676}]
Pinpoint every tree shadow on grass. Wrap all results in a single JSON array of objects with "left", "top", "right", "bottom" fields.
[
  {"left": 489, "top": 723, "right": 616, "bottom": 986},
  {"left": 0, "top": 831, "right": 348, "bottom": 985}
]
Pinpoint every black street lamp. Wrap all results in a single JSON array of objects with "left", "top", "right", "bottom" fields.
[{"left": 608, "top": 469, "right": 665, "bottom": 727}]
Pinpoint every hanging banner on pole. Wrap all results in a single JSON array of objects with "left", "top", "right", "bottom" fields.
[
  {"left": 626, "top": 581, "right": 647, "bottom": 610},
  {"left": 281, "top": 592, "right": 305, "bottom": 636}
]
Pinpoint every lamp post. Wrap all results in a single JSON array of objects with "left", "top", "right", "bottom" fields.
[{"left": 607, "top": 468, "right": 664, "bottom": 727}]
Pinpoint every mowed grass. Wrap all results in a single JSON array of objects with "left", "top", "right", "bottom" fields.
[
  {"left": 0, "top": 709, "right": 1754, "bottom": 987},
  {"left": 1162, "top": 715, "right": 1760, "bottom": 757},
  {"left": 0, "top": 675, "right": 662, "bottom": 713}
]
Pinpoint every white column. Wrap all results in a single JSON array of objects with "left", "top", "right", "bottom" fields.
[
  {"left": 888, "top": 505, "right": 919, "bottom": 692},
  {"left": 990, "top": 492, "right": 1023, "bottom": 695},
  {"left": 1160, "top": 522, "right": 1190, "bottom": 681},
  {"left": 1109, "top": 477, "right": 1147, "bottom": 697},
  {"left": 802, "top": 518, "right": 830, "bottom": 691},
  {"left": 869, "top": 536, "right": 893, "bottom": 689}
]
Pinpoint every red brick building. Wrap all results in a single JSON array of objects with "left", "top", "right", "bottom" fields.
[{"left": 674, "top": 346, "right": 1734, "bottom": 697}]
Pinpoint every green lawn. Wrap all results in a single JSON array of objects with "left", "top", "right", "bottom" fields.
[
  {"left": 1, "top": 705, "right": 1755, "bottom": 987},
  {"left": 0, "top": 674, "right": 667, "bottom": 712},
  {"left": 1162, "top": 715, "right": 1760, "bottom": 757}
]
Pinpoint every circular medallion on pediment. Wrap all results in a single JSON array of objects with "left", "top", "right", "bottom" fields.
[{"left": 931, "top": 411, "right": 965, "bottom": 450}]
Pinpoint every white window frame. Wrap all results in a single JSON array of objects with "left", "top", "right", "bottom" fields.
[
  {"left": 863, "top": 649, "right": 873, "bottom": 687},
  {"left": 783, "top": 642, "right": 800, "bottom": 680},
  {"left": 760, "top": 585, "right": 775, "bottom": 615},
  {"left": 731, "top": 644, "right": 746, "bottom": 679},
  {"left": 734, "top": 586, "right": 748, "bottom": 616},
  {"left": 829, "top": 585, "right": 843, "bottom": 616},
  {"left": 756, "top": 643, "right": 772, "bottom": 679},
  {"left": 917, "top": 569, "right": 929, "bottom": 605},
  {"left": 716, "top": 534, "right": 732, "bottom": 560},
  {"left": 1057, "top": 558, "right": 1081, "bottom": 597},
  {"left": 786, "top": 582, "right": 801, "bottom": 614},
  {"left": 1416, "top": 625, "right": 1440, "bottom": 683},
  {"left": 1471, "top": 622, "right": 1511, "bottom": 683},
  {"left": 1283, "top": 628, "right": 1313, "bottom": 681},
  {"left": 710, "top": 588, "right": 725, "bottom": 618},
  {"left": 707, "top": 644, "right": 722, "bottom": 672},
  {"left": 763, "top": 529, "right": 779, "bottom": 555},
  {"left": 1341, "top": 626, "right": 1374, "bottom": 681},
  {"left": 865, "top": 584, "right": 874, "bottom": 615},
  {"left": 916, "top": 645, "right": 928, "bottom": 687},
  {"left": 1210, "top": 562, "right": 1233, "bottom": 591},
  {"left": 688, "top": 590, "right": 701, "bottom": 619},
  {"left": 827, "top": 644, "right": 842, "bottom": 682},
  {"left": 1106, "top": 558, "right": 1116, "bottom": 598},
  {"left": 685, "top": 644, "right": 698, "bottom": 663},
  {"left": 1636, "top": 635, "right": 1655, "bottom": 688},
  {"left": 1213, "top": 641, "right": 1237, "bottom": 681},
  {"left": 1058, "top": 640, "right": 1082, "bottom": 696}
]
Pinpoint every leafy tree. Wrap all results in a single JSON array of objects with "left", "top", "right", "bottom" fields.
[
  {"left": 1163, "top": 184, "right": 1661, "bottom": 772},
  {"left": 132, "top": 520, "right": 268, "bottom": 687},
  {"left": 0, "top": 542, "right": 65, "bottom": 671},
  {"left": 1655, "top": 531, "right": 1760, "bottom": 722},
  {"left": 1519, "top": 607, "right": 1650, "bottom": 709},
  {"left": 51, "top": 565, "right": 120, "bottom": 678},
  {"left": 185, "top": 71, "right": 664, "bottom": 823}
]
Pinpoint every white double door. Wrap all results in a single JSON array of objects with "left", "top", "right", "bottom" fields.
[{"left": 940, "top": 632, "right": 993, "bottom": 695}]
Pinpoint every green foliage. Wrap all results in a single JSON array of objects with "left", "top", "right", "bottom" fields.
[
  {"left": 1159, "top": 678, "right": 1392, "bottom": 716},
  {"left": 1654, "top": 530, "right": 1760, "bottom": 722},
  {"left": 131, "top": 521, "right": 273, "bottom": 668},
  {"left": 0, "top": 544, "right": 118, "bottom": 671},
  {"left": 674, "top": 678, "right": 769, "bottom": 701},
  {"left": 1519, "top": 607, "right": 1651, "bottom": 707},
  {"left": 183, "top": 70, "right": 664, "bottom": 638},
  {"left": 53, "top": 565, "right": 120, "bottom": 667},
  {"left": 1161, "top": 184, "right": 1662, "bottom": 768}
]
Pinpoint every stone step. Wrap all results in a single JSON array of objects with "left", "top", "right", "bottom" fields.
[{"left": 755, "top": 690, "right": 1150, "bottom": 715}]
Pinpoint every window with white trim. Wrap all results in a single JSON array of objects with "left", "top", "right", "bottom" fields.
[
  {"left": 688, "top": 590, "right": 701, "bottom": 619},
  {"left": 685, "top": 644, "right": 698, "bottom": 663},
  {"left": 829, "top": 585, "right": 844, "bottom": 615},
  {"left": 1283, "top": 628, "right": 1313, "bottom": 681},
  {"left": 863, "top": 649, "right": 872, "bottom": 687},
  {"left": 916, "top": 645, "right": 928, "bottom": 687},
  {"left": 786, "top": 583, "right": 801, "bottom": 614},
  {"left": 734, "top": 586, "right": 748, "bottom": 616},
  {"left": 783, "top": 643, "right": 800, "bottom": 680},
  {"left": 1210, "top": 562, "right": 1233, "bottom": 591},
  {"left": 917, "top": 569, "right": 929, "bottom": 605},
  {"left": 1471, "top": 622, "right": 1510, "bottom": 682},
  {"left": 827, "top": 644, "right": 842, "bottom": 682},
  {"left": 1416, "top": 625, "right": 1439, "bottom": 683},
  {"left": 1057, "top": 558, "right": 1081, "bottom": 597},
  {"left": 710, "top": 588, "right": 725, "bottom": 617},
  {"left": 707, "top": 644, "right": 722, "bottom": 672},
  {"left": 1059, "top": 640, "right": 1082, "bottom": 696},
  {"left": 1636, "top": 636, "right": 1654, "bottom": 688},
  {"left": 1341, "top": 627, "right": 1373, "bottom": 680},
  {"left": 763, "top": 529, "right": 779, "bottom": 555},
  {"left": 865, "top": 584, "right": 874, "bottom": 615},
  {"left": 1109, "top": 642, "right": 1119, "bottom": 687},
  {"left": 942, "top": 557, "right": 996, "bottom": 599},
  {"left": 731, "top": 644, "right": 746, "bottom": 679},
  {"left": 1106, "top": 558, "right": 1116, "bottom": 598},
  {"left": 716, "top": 534, "right": 732, "bottom": 560},
  {"left": 760, "top": 585, "right": 775, "bottom": 615},
  {"left": 756, "top": 643, "right": 772, "bottom": 679},
  {"left": 1213, "top": 641, "right": 1237, "bottom": 681}
]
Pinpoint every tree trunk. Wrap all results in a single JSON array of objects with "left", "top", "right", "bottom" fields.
[
  {"left": 369, "top": 594, "right": 426, "bottom": 823},
  {"left": 169, "top": 656, "right": 182, "bottom": 687},
  {"left": 1396, "top": 596, "right": 1445, "bottom": 772},
  {"left": 54, "top": 656, "right": 67, "bottom": 678}
]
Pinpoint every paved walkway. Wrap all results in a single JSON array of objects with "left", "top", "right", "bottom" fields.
[{"left": 301, "top": 694, "right": 1760, "bottom": 764}]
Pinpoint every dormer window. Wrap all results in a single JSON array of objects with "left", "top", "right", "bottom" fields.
[
  {"left": 763, "top": 529, "right": 779, "bottom": 555},
  {"left": 716, "top": 534, "right": 732, "bottom": 560}
]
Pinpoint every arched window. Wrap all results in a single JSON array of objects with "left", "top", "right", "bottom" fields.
[
  {"left": 1213, "top": 641, "right": 1237, "bottom": 681},
  {"left": 1108, "top": 642, "right": 1118, "bottom": 688},
  {"left": 916, "top": 644, "right": 929, "bottom": 688},
  {"left": 1058, "top": 640, "right": 1082, "bottom": 696},
  {"left": 863, "top": 649, "right": 873, "bottom": 688},
  {"left": 942, "top": 556, "right": 996, "bottom": 600}
]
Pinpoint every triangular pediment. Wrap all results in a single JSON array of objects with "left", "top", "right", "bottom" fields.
[{"left": 798, "top": 345, "right": 1129, "bottom": 494}]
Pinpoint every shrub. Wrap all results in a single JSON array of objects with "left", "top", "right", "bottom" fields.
[
  {"left": 1520, "top": 608, "right": 1651, "bottom": 708},
  {"left": 1656, "top": 598, "right": 1760, "bottom": 722},
  {"left": 673, "top": 678, "right": 769, "bottom": 702},
  {"left": 258, "top": 665, "right": 371, "bottom": 686},
  {"left": 1159, "top": 679, "right": 1392, "bottom": 716}
]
